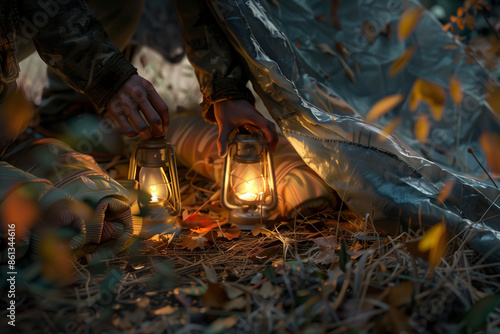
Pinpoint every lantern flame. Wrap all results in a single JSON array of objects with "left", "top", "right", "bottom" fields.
[{"left": 236, "top": 180, "right": 263, "bottom": 202}]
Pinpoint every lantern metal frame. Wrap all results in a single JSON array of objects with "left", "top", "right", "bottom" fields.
[
  {"left": 221, "top": 132, "right": 277, "bottom": 228},
  {"left": 128, "top": 138, "right": 181, "bottom": 219}
]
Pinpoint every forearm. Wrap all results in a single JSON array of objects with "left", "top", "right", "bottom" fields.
[
  {"left": 175, "top": 0, "right": 254, "bottom": 123},
  {"left": 16, "top": 0, "right": 137, "bottom": 109}
]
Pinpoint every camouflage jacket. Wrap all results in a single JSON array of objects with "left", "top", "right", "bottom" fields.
[
  {"left": 0, "top": 0, "right": 137, "bottom": 109},
  {"left": 175, "top": 0, "right": 255, "bottom": 124}
]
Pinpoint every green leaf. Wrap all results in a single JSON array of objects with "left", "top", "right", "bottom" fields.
[
  {"left": 263, "top": 266, "right": 276, "bottom": 281},
  {"left": 460, "top": 294, "right": 500, "bottom": 332}
]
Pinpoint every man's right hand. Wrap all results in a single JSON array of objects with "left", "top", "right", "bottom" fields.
[{"left": 214, "top": 99, "right": 278, "bottom": 158}]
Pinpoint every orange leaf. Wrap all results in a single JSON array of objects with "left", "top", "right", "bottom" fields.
[
  {"left": 457, "top": 18, "right": 465, "bottom": 30},
  {"left": 398, "top": 7, "right": 424, "bottom": 41},
  {"left": 182, "top": 213, "right": 214, "bottom": 229},
  {"left": 409, "top": 80, "right": 422, "bottom": 112},
  {"left": 0, "top": 187, "right": 40, "bottom": 236},
  {"left": 223, "top": 225, "right": 241, "bottom": 240},
  {"left": 389, "top": 45, "right": 417, "bottom": 77},
  {"left": 181, "top": 235, "right": 206, "bottom": 251},
  {"left": 379, "top": 116, "right": 402, "bottom": 141},
  {"left": 486, "top": 80, "right": 500, "bottom": 117},
  {"left": 449, "top": 76, "right": 463, "bottom": 105},
  {"left": 480, "top": 132, "right": 500, "bottom": 174},
  {"left": 366, "top": 94, "right": 405, "bottom": 121},
  {"left": 437, "top": 180, "right": 456, "bottom": 204},
  {"left": 414, "top": 113, "right": 430, "bottom": 142},
  {"left": 330, "top": 0, "right": 342, "bottom": 30}
]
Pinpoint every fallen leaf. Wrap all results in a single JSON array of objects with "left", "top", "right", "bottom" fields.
[
  {"left": 410, "top": 78, "right": 446, "bottom": 120},
  {"left": 389, "top": 45, "right": 417, "bottom": 77},
  {"left": 444, "top": 44, "right": 459, "bottom": 50},
  {"left": 480, "top": 132, "right": 500, "bottom": 174},
  {"left": 335, "top": 42, "right": 350, "bottom": 57},
  {"left": 362, "top": 21, "right": 377, "bottom": 43},
  {"left": 380, "top": 23, "right": 393, "bottom": 39},
  {"left": 0, "top": 187, "right": 41, "bottom": 235},
  {"left": 330, "top": 0, "right": 341, "bottom": 30},
  {"left": 205, "top": 316, "right": 238, "bottom": 334},
  {"left": 418, "top": 220, "right": 449, "bottom": 268},
  {"left": 449, "top": 76, "right": 463, "bottom": 105},
  {"left": 181, "top": 235, "right": 206, "bottom": 251},
  {"left": 486, "top": 80, "right": 500, "bottom": 117},
  {"left": 437, "top": 179, "right": 456, "bottom": 205},
  {"left": 201, "top": 283, "right": 229, "bottom": 309},
  {"left": 366, "top": 94, "right": 405, "bottom": 121},
  {"left": 203, "top": 264, "right": 218, "bottom": 283},
  {"left": 316, "top": 43, "right": 337, "bottom": 57},
  {"left": 398, "top": 6, "right": 424, "bottom": 40},
  {"left": 182, "top": 213, "right": 215, "bottom": 229},
  {"left": 223, "top": 225, "right": 241, "bottom": 240},
  {"left": 379, "top": 116, "right": 402, "bottom": 141},
  {"left": 414, "top": 113, "right": 430, "bottom": 142},
  {"left": 339, "top": 57, "right": 356, "bottom": 83}
]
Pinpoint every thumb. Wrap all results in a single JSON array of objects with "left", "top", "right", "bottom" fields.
[{"left": 217, "top": 127, "right": 230, "bottom": 158}]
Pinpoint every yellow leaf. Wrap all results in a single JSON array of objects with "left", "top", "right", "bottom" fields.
[
  {"left": 414, "top": 113, "right": 430, "bottom": 142},
  {"left": 480, "top": 132, "right": 500, "bottom": 174},
  {"left": 449, "top": 76, "right": 463, "bottom": 105},
  {"left": 379, "top": 116, "right": 402, "bottom": 141},
  {"left": 411, "top": 79, "right": 446, "bottom": 120},
  {"left": 437, "top": 180, "right": 456, "bottom": 204},
  {"left": 366, "top": 94, "right": 405, "bottom": 121},
  {"left": 389, "top": 45, "right": 417, "bottom": 77},
  {"left": 398, "top": 7, "right": 424, "bottom": 41},
  {"left": 418, "top": 220, "right": 449, "bottom": 268}
]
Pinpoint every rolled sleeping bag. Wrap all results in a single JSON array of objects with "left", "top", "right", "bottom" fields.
[
  {"left": 0, "top": 161, "right": 85, "bottom": 261},
  {"left": 3, "top": 139, "right": 136, "bottom": 257}
]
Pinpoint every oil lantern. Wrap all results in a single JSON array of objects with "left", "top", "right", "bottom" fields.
[
  {"left": 222, "top": 131, "right": 277, "bottom": 228},
  {"left": 128, "top": 138, "right": 181, "bottom": 223}
]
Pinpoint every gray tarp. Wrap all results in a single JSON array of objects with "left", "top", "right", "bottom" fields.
[{"left": 206, "top": 0, "right": 500, "bottom": 262}]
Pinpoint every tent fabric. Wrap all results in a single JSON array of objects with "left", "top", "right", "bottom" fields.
[{"left": 198, "top": 0, "right": 500, "bottom": 261}]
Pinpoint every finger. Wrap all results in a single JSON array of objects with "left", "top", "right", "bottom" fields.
[
  {"left": 146, "top": 85, "right": 169, "bottom": 136},
  {"left": 120, "top": 95, "right": 152, "bottom": 139},
  {"left": 217, "top": 126, "right": 231, "bottom": 158},
  {"left": 251, "top": 119, "right": 278, "bottom": 153},
  {"left": 128, "top": 85, "right": 163, "bottom": 138},
  {"left": 108, "top": 99, "right": 137, "bottom": 137}
]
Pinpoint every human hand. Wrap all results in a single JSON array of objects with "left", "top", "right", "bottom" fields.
[
  {"left": 213, "top": 99, "right": 278, "bottom": 157},
  {"left": 106, "top": 74, "right": 169, "bottom": 139}
]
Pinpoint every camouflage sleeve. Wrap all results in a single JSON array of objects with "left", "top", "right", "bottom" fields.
[
  {"left": 16, "top": 0, "right": 137, "bottom": 109},
  {"left": 175, "top": 0, "right": 254, "bottom": 124}
]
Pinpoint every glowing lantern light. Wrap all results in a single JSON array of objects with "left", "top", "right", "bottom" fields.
[
  {"left": 222, "top": 131, "right": 277, "bottom": 228},
  {"left": 128, "top": 138, "right": 181, "bottom": 223}
]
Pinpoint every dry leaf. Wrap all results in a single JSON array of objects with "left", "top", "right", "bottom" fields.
[
  {"left": 203, "top": 264, "right": 218, "bottom": 284},
  {"left": 338, "top": 57, "right": 356, "bottom": 83},
  {"left": 181, "top": 235, "right": 206, "bottom": 251},
  {"left": 410, "top": 78, "right": 446, "bottom": 120},
  {"left": 414, "top": 113, "right": 430, "bottom": 142},
  {"left": 251, "top": 223, "right": 262, "bottom": 236},
  {"left": 480, "top": 132, "right": 500, "bottom": 174},
  {"left": 379, "top": 116, "right": 402, "bottom": 141},
  {"left": 398, "top": 6, "right": 424, "bottom": 40},
  {"left": 200, "top": 283, "right": 229, "bottom": 309},
  {"left": 444, "top": 44, "right": 459, "bottom": 50},
  {"left": 366, "top": 94, "right": 404, "bottom": 121},
  {"left": 418, "top": 220, "right": 449, "bottom": 268},
  {"left": 389, "top": 45, "right": 417, "bottom": 77},
  {"left": 223, "top": 225, "right": 241, "bottom": 240},
  {"left": 362, "top": 21, "right": 377, "bottom": 43},
  {"left": 335, "top": 42, "right": 350, "bottom": 57},
  {"left": 486, "top": 80, "right": 500, "bottom": 117},
  {"left": 316, "top": 43, "right": 337, "bottom": 57},
  {"left": 380, "top": 23, "right": 393, "bottom": 39},
  {"left": 0, "top": 187, "right": 40, "bottom": 235},
  {"left": 449, "top": 76, "right": 463, "bottom": 105},
  {"left": 330, "top": 0, "right": 341, "bottom": 30},
  {"left": 437, "top": 180, "right": 456, "bottom": 204}
]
